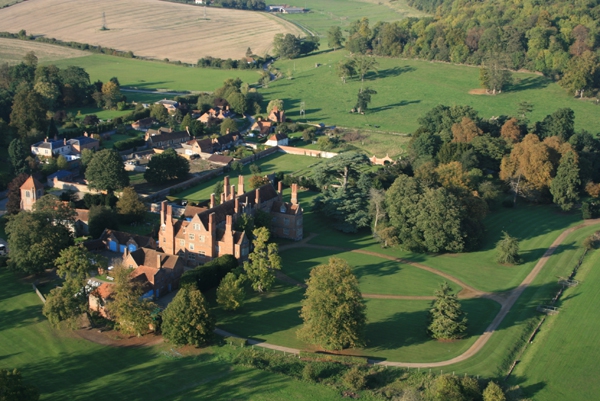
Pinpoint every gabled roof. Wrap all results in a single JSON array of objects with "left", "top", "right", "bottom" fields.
[
  {"left": 101, "top": 229, "right": 154, "bottom": 248},
  {"left": 95, "top": 282, "right": 114, "bottom": 299},
  {"left": 75, "top": 208, "right": 89, "bottom": 222},
  {"left": 269, "top": 133, "right": 288, "bottom": 141},
  {"left": 32, "top": 139, "right": 68, "bottom": 150},
  {"left": 67, "top": 136, "right": 99, "bottom": 147},
  {"left": 183, "top": 205, "right": 208, "bottom": 218},
  {"left": 128, "top": 247, "right": 181, "bottom": 270},
  {"left": 271, "top": 201, "right": 301, "bottom": 215},
  {"left": 207, "top": 154, "right": 234, "bottom": 165},
  {"left": 20, "top": 176, "right": 44, "bottom": 190},
  {"left": 188, "top": 138, "right": 214, "bottom": 152},
  {"left": 146, "top": 129, "right": 190, "bottom": 143},
  {"left": 130, "top": 265, "right": 159, "bottom": 285}
]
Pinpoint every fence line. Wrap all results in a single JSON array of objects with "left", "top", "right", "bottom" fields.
[{"left": 32, "top": 283, "right": 46, "bottom": 304}]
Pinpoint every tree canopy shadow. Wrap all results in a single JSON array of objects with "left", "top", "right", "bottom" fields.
[
  {"left": 370, "top": 100, "right": 421, "bottom": 113},
  {"left": 0, "top": 304, "right": 44, "bottom": 331},
  {"left": 510, "top": 76, "right": 550, "bottom": 92}
]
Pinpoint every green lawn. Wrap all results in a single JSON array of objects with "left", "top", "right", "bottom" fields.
[
  {"left": 173, "top": 153, "right": 325, "bottom": 202},
  {"left": 277, "top": 0, "right": 428, "bottom": 37},
  {"left": 100, "top": 133, "right": 140, "bottom": 150},
  {"left": 47, "top": 54, "right": 262, "bottom": 94},
  {"left": 262, "top": 51, "right": 600, "bottom": 135},
  {"left": 214, "top": 282, "right": 499, "bottom": 363},
  {"left": 117, "top": 212, "right": 160, "bottom": 237},
  {"left": 0, "top": 269, "right": 354, "bottom": 400},
  {"left": 509, "top": 227, "right": 600, "bottom": 400},
  {"left": 280, "top": 247, "right": 461, "bottom": 296}
]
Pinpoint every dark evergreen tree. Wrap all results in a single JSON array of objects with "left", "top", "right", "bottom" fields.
[
  {"left": 550, "top": 150, "right": 581, "bottom": 211},
  {"left": 162, "top": 285, "right": 215, "bottom": 346},
  {"left": 428, "top": 282, "right": 467, "bottom": 340}
]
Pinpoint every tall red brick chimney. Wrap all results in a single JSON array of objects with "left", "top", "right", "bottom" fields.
[
  {"left": 255, "top": 188, "right": 260, "bottom": 207},
  {"left": 224, "top": 176, "right": 230, "bottom": 199},
  {"left": 230, "top": 185, "right": 235, "bottom": 201},
  {"left": 278, "top": 181, "right": 283, "bottom": 201},
  {"left": 291, "top": 184, "right": 298, "bottom": 205},
  {"left": 210, "top": 193, "right": 215, "bottom": 209},
  {"left": 238, "top": 175, "right": 245, "bottom": 196}
]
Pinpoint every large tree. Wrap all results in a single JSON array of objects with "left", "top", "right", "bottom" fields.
[
  {"left": 550, "top": 150, "right": 581, "bottom": 211},
  {"left": 5, "top": 173, "right": 29, "bottom": 215},
  {"left": 85, "top": 149, "right": 129, "bottom": 192},
  {"left": 162, "top": 284, "right": 215, "bottom": 346},
  {"left": 6, "top": 210, "right": 73, "bottom": 274},
  {"left": 327, "top": 26, "right": 345, "bottom": 50},
  {"left": 106, "top": 266, "right": 157, "bottom": 336},
  {"left": 243, "top": 227, "right": 281, "bottom": 293},
  {"left": 0, "top": 368, "right": 40, "bottom": 401},
  {"left": 559, "top": 51, "right": 599, "bottom": 97},
  {"left": 352, "top": 55, "right": 379, "bottom": 83},
  {"left": 116, "top": 187, "right": 146, "bottom": 224},
  {"left": 298, "top": 257, "right": 366, "bottom": 350},
  {"left": 428, "top": 282, "right": 467, "bottom": 340},
  {"left": 216, "top": 272, "right": 246, "bottom": 311},
  {"left": 354, "top": 87, "right": 377, "bottom": 113},
  {"left": 144, "top": 148, "right": 189, "bottom": 185},
  {"left": 8, "top": 138, "right": 31, "bottom": 175},
  {"left": 9, "top": 87, "right": 47, "bottom": 141}
]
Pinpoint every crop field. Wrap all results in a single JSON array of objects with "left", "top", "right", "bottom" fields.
[
  {"left": 45, "top": 53, "right": 262, "bottom": 93},
  {"left": 262, "top": 51, "right": 600, "bottom": 134},
  {"left": 510, "top": 226, "right": 600, "bottom": 400},
  {"left": 0, "top": 0, "right": 303, "bottom": 63},
  {"left": 0, "top": 38, "right": 90, "bottom": 64},
  {"left": 173, "top": 153, "right": 324, "bottom": 202},
  {"left": 0, "top": 269, "right": 351, "bottom": 401},
  {"left": 277, "top": 0, "right": 428, "bottom": 37}
]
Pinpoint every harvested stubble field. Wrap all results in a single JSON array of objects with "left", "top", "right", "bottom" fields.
[
  {"left": 0, "top": 37, "right": 89, "bottom": 64},
  {"left": 0, "top": 0, "right": 303, "bottom": 63}
]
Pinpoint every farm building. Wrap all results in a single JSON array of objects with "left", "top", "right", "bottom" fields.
[{"left": 266, "top": 133, "right": 289, "bottom": 146}]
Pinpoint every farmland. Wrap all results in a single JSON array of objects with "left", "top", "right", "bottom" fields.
[
  {"left": 263, "top": 51, "right": 600, "bottom": 134},
  {"left": 0, "top": 38, "right": 89, "bottom": 64},
  {"left": 0, "top": 0, "right": 302, "bottom": 63}
]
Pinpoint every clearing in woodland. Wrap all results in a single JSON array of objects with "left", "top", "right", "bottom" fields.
[{"left": 0, "top": 0, "right": 303, "bottom": 63}]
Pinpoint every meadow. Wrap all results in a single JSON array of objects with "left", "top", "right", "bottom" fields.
[
  {"left": 276, "top": 0, "right": 427, "bottom": 37},
  {"left": 0, "top": 0, "right": 302, "bottom": 63},
  {"left": 509, "top": 226, "right": 600, "bottom": 400},
  {"left": 262, "top": 51, "right": 600, "bottom": 134}
]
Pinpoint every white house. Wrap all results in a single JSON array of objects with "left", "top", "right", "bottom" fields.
[
  {"left": 265, "top": 133, "right": 289, "bottom": 147},
  {"left": 31, "top": 138, "right": 71, "bottom": 157}
]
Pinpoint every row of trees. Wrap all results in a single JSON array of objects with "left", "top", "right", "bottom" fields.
[
  {"left": 335, "top": 5, "right": 600, "bottom": 94},
  {"left": 272, "top": 33, "right": 320, "bottom": 59}
]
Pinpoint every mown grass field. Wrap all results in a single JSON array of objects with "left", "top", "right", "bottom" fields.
[
  {"left": 277, "top": 0, "right": 427, "bottom": 37},
  {"left": 263, "top": 51, "right": 600, "bottom": 134},
  {"left": 0, "top": 269, "right": 358, "bottom": 401},
  {"left": 509, "top": 226, "right": 600, "bottom": 400},
  {"left": 279, "top": 247, "right": 461, "bottom": 296},
  {"left": 0, "top": 0, "right": 302, "bottom": 62},
  {"left": 173, "top": 153, "right": 324, "bottom": 202},
  {"left": 213, "top": 282, "right": 500, "bottom": 362}
]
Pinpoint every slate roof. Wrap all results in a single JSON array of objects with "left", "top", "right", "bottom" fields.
[
  {"left": 207, "top": 154, "right": 234, "bottom": 165},
  {"left": 33, "top": 139, "right": 68, "bottom": 150},
  {"left": 101, "top": 229, "right": 154, "bottom": 248},
  {"left": 67, "top": 136, "right": 99, "bottom": 147}
]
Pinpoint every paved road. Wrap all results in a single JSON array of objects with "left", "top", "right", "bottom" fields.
[{"left": 215, "top": 219, "right": 600, "bottom": 367}]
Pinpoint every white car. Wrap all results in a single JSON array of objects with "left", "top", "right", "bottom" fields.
[{"left": 0, "top": 244, "right": 7, "bottom": 256}]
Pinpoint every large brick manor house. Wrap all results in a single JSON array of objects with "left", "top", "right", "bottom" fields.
[{"left": 159, "top": 176, "right": 303, "bottom": 264}]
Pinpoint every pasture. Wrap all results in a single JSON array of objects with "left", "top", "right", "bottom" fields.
[
  {"left": 277, "top": 0, "right": 428, "bottom": 37},
  {"left": 510, "top": 227, "right": 600, "bottom": 400},
  {"left": 0, "top": 0, "right": 302, "bottom": 63},
  {"left": 0, "top": 269, "right": 349, "bottom": 401},
  {"left": 262, "top": 51, "right": 600, "bottom": 134},
  {"left": 43, "top": 53, "right": 261, "bottom": 93},
  {"left": 0, "top": 38, "right": 89, "bottom": 64}
]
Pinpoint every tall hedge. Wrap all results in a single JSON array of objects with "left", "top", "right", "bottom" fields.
[{"left": 180, "top": 255, "right": 238, "bottom": 292}]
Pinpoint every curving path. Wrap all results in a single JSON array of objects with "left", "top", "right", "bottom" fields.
[{"left": 217, "top": 219, "right": 600, "bottom": 367}]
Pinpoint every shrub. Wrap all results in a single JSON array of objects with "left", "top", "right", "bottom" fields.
[
  {"left": 225, "top": 336, "right": 247, "bottom": 347},
  {"left": 343, "top": 366, "right": 368, "bottom": 391},
  {"left": 113, "top": 137, "right": 145, "bottom": 151},
  {"left": 298, "top": 351, "right": 368, "bottom": 365}
]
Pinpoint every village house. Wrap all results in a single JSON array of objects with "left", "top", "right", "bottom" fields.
[
  {"left": 73, "top": 209, "right": 90, "bottom": 236},
  {"left": 31, "top": 137, "right": 71, "bottom": 157},
  {"left": 159, "top": 177, "right": 303, "bottom": 265},
  {"left": 144, "top": 127, "right": 191, "bottom": 149},
  {"left": 66, "top": 134, "right": 100, "bottom": 154},
  {"left": 131, "top": 117, "right": 155, "bottom": 131},
  {"left": 197, "top": 106, "right": 234, "bottom": 124},
  {"left": 155, "top": 99, "right": 179, "bottom": 112},
  {"left": 265, "top": 132, "right": 289, "bottom": 147},
  {"left": 124, "top": 247, "right": 185, "bottom": 298},
  {"left": 181, "top": 131, "right": 242, "bottom": 159},
  {"left": 20, "top": 176, "right": 44, "bottom": 211},
  {"left": 268, "top": 106, "right": 286, "bottom": 123},
  {"left": 250, "top": 118, "right": 273, "bottom": 137},
  {"left": 89, "top": 282, "right": 113, "bottom": 318},
  {"left": 99, "top": 229, "right": 157, "bottom": 253}
]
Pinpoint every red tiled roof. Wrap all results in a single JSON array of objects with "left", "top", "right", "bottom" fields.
[
  {"left": 95, "top": 283, "right": 114, "bottom": 299},
  {"left": 20, "top": 176, "right": 44, "bottom": 190}
]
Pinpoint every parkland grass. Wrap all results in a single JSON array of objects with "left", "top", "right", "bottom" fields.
[
  {"left": 279, "top": 247, "right": 462, "bottom": 296},
  {"left": 262, "top": 51, "right": 600, "bottom": 134},
  {"left": 0, "top": 269, "right": 351, "bottom": 401}
]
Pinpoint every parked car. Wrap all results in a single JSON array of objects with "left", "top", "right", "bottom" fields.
[{"left": 0, "top": 244, "right": 7, "bottom": 256}]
